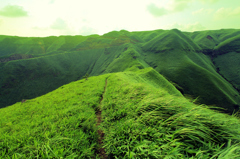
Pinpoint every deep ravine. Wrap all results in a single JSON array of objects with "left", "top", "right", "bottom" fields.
[{"left": 96, "top": 78, "right": 108, "bottom": 159}]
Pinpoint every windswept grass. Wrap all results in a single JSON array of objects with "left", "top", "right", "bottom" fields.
[
  {"left": 1, "top": 68, "right": 240, "bottom": 158},
  {"left": 100, "top": 71, "right": 240, "bottom": 158}
]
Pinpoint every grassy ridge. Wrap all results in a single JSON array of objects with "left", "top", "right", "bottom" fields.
[
  {"left": 1, "top": 28, "right": 240, "bottom": 112},
  {"left": 142, "top": 29, "right": 200, "bottom": 53},
  {"left": 214, "top": 35, "right": 240, "bottom": 55},
  {"left": 101, "top": 70, "right": 240, "bottom": 158},
  {"left": 1, "top": 68, "right": 240, "bottom": 158},
  {"left": 189, "top": 29, "right": 240, "bottom": 50},
  {"left": 0, "top": 35, "right": 98, "bottom": 58},
  {"left": 0, "top": 74, "right": 108, "bottom": 158}
]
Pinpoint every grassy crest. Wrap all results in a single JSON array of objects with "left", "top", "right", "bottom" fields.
[
  {"left": 188, "top": 30, "right": 220, "bottom": 49},
  {"left": 142, "top": 29, "right": 201, "bottom": 53},
  {"left": 1, "top": 68, "right": 240, "bottom": 158},
  {"left": 101, "top": 71, "right": 240, "bottom": 158}
]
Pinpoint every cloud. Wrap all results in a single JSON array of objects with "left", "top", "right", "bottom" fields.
[
  {"left": 183, "top": 22, "right": 206, "bottom": 31},
  {"left": 146, "top": 3, "right": 168, "bottom": 17},
  {"left": 214, "top": 7, "right": 240, "bottom": 20},
  {"left": 166, "top": 22, "right": 206, "bottom": 32},
  {"left": 0, "top": 5, "right": 28, "bottom": 17},
  {"left": 147, "top": 0, "right": 191, "bottom": 17},
  {"left": 192, "top": 8, "right": 213, "bottom": 15},
  {"left": 50, "top": 18, "right": 69, "bottom": 30},
  {"left": 171, "top": 0, "right": 192, "bottom": 12},
  {"left": 147, "top": 0, "right": 221, "bottom": 17}
]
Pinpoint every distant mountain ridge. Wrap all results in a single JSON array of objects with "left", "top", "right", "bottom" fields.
[{"left": 0, "top": 28, "right": 240, "bottom": 113}]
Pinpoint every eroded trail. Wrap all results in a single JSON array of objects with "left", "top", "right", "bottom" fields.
[{"left": 96, "top": 79, "right": 108, "bottom": 159}]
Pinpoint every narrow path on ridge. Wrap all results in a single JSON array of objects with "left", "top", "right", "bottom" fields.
[{"left": 96, "top": 78, "right": 108, "bottom": 159}]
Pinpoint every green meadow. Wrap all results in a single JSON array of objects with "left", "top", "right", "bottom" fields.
[{"left": 1, "top": 28, "right": 240, "bottom": 158}]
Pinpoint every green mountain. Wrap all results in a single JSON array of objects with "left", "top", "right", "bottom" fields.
[
  {"left": 1, "top": 29, "right": 240, "bottom": 158},
  {"left": 1, "top": 29, "right": 240, "bottom": 113}
]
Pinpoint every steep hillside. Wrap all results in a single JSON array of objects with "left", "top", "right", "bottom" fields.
[
  {"left": 213, "top": 52, "right": 240, "bottom": 91},
  {"left": 1, "top": 68, "right": 240, "bottom": 158},
  {"left": 141, "top": 29, "right": 240, "bottom": 112},
  {"left": 214, "top": 35, "right": 240, "bottom": 55},
  {"left": 0, "top": 45, "right": 125, "bottom": 107},
  {"left": 0, "top": 29, "right": 240, "bottom": 113}
]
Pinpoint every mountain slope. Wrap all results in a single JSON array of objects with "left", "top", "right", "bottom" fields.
[
  {"left": 0, "top": 29, "right": 240, "bottom": 113},
  {"left": 141, "top": 29, "right": 240, "bottom": 112},
  {"left": 1, "top": 68, "right": 240, "bottom": 158}
]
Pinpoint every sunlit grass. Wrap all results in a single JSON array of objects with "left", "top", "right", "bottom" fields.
[
  {"left": 0, "top": 75, "right": 108, "bottom": 158},
  {"left": 101, "top": 72, "right": 240, "bottom": 158},
  {"left": 1, "top": 68, "right": 240, "bottom": 158}
]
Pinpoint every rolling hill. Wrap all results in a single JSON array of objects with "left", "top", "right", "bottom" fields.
[
  {"left": 1, "top": 29, "right": 240, "bottom": 113},
  {"left": 1, "top": 28, "right": 240, "bottom": 158}
]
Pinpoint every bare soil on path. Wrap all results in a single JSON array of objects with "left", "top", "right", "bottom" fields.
[{"left": 96, "top": 79, "right": 108, "bottom": 159}]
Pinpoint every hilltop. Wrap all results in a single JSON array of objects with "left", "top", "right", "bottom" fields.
[
  {"left": 1, "top": 67, "right": 240, "bottom": 158},
  {"left": 1, "top": 29, "right": 240, "bottom": 113}
]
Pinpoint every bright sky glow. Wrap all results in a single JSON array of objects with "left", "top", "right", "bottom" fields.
[{"left": 0, "top": 0, "right": 239, "bottom": 37}]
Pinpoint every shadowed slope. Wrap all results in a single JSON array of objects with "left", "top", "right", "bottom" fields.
[
  {"left": 0, "top": 29, "right": 240, "bottom": 112},
  {"left": 141, "top": 29, "right": 240, "bottom": 112},
  {"left": 0, "top": 44, "right": 125, "bottom": 107}
]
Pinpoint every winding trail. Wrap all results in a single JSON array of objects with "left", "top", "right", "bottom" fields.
[{"left": 96, "top": 78, "right": 108, "bottom": 159}]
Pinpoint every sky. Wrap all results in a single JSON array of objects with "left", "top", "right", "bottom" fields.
[{"left": 0, "top": 0, "right": 239, "bottom": 37}]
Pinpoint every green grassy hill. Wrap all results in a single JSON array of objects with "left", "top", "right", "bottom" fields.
[
  {"left": 1, "top": 27, "right": 240, "bottom": 158},
  {"left": 1, "top": 28, "right": 240, "bottom": 113},
  {"left": 1, "top": 68, "right": 240, "bottom": 158}
]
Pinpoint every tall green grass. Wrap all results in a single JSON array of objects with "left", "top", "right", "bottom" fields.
[
  {"left": 101, "top": 71, "right": 240, "bottom": 158},
  {"left": 1, "top": 68, "right": 240, "bottom": 158},
  {"left": 0, "top": 75, "right": 108, "bottom": 158}
]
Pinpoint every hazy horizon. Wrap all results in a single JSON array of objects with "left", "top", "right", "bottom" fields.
[{"left": 0, "top": 0, "right": 239, "bottom": 37}]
